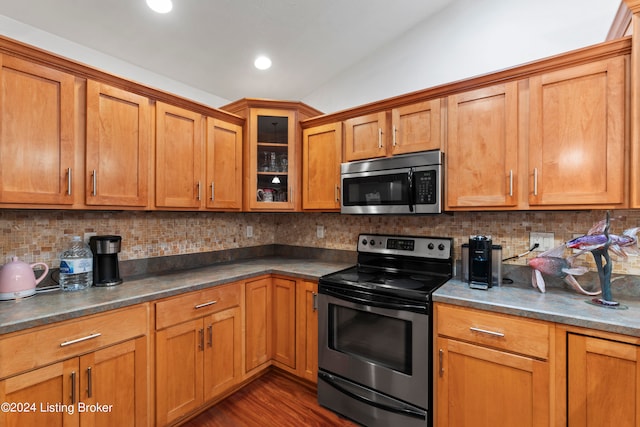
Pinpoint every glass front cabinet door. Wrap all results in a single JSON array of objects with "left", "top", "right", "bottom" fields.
[{"left": 249, "top": 108, "right": 296, "bottom": 210}]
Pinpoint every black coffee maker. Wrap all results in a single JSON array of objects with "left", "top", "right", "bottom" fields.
[
  {"left": 468, "top": 235, "right": 492, "bottom": 290},
  {"left": 89, "top": 235, "right": 123, "bottom": 287}
]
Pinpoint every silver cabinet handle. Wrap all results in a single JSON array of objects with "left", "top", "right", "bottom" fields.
[
  {"left": 197, "top": 181, "right": 201, "bottom": 201},
  {"left": 60, "top": 332, "right": 102, "bottom": 347},
  {"left": 392, "top": 125, "right": 397, "bottom": 146},
  {"left": 312, "top": 292, "right": 318, "bottom": 312},
  {"left": 469, "top": 327, "right": 505, "bottom": 338},
  {"left": 378, "top": 128, "right": 383, "bottom": 149},
  {"left": 92, "top": 170, "right": 97, "bottom": 197},
  {"left": 70, "top": 371, "right": 77, "bottom": 404},
  {"left": 67, "top": 168, "right": 73, "bottom": 196},
  {"left": 194, "top": 300, "right": 218, "bottom": 309},
  {"left": 210, "top": 182, "right": 215, "bottom": 201},
  {"left": 207, "top": 324, "right": 213, "bottom": 348},
  {"left": 335, "top": 185, "right": 340, "bottom": 202},
  {"left": 533, "top": 168, "right": 538, "bottom": 196},
  {"left": 87, "top": 366, "right": 93, "bottom": 398},
  {"left": 509, "top": 169, "right": 513, "bottom": 197},
  {"left": 439, "top": 349, "right": 444, "bottom": 377}
]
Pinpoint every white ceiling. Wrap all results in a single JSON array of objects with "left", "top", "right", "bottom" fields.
[{"left": 0, "top": 0, "right": 623, "bottom": 111}]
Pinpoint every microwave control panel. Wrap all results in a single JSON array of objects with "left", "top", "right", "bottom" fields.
[{"left": 414, "top": 170, "right": 436, "bottom": 204}]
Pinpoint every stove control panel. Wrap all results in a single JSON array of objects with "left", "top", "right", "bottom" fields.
[{"left": 358, "top": 234, "right": 452, "bottom": 260}]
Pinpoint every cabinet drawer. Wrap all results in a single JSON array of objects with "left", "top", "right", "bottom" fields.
[
  {"left": 156, "top": 282, "right": 240, "bottom": 330},
  {"left": 0, "top": 304, "right": 148, "bottom": 379},
  {"left": 436, "top": 304, "right": 550, "bottom": 359}
]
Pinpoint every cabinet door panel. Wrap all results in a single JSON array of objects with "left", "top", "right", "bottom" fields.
[
  {"left": 156, "top": 319, "right": 203, "bottom": 425},
  {"left": 244, "top": 277, "right": 272, "bottom": 373},
  {"left": 302, "top": 122, "right": 342, "bottom": 210},
  {"left": 79, "top": 338, "right": 147, "bottom": 427},
  {"left": 344, "top": 112, "right": 387, "bottom": 161},
  {"left": 391, "top": 99, "right": 441, "bottom": 155},
  {"left": 446, "top": 82, "right": 518, "bottom": 208},
  {"left": 0, "top": 55, "right": 76, "bottom": 205},
  {"left": 437, "top": 338, "right": 549, "bottom": 427},
  {"left": 529, "top": 57, "right": 625, "bottom": 206},
  {"left": 205, "top": 118, "right": 243, "bottom": 210},
  {"left": 0, "top": 359, "right": 77, "bottom": 427},
  {"left": 568, "top": 334, "right": 640, "bottom": 427},
  {"left": 86, "top": 81, "right": 150, "bottom": 207},
  {"left": 204, "top": 307, "right": 242, "bottom": 400},
  {"left": 272, "top": 277, "right": 296, "bottom": 369},
  {"left": 155, "top": 102, "right": 203, "bottom": 208},
  {"left": 297, "top": 280, "right": 318, "bottom": 382}
]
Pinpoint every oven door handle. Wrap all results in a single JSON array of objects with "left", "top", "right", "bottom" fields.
[
  {"left": 321, "top": 287, "right": 426, "bottom": 312},
  {"left": 318, "top": 371, "right": 426, "bottom": 420}
]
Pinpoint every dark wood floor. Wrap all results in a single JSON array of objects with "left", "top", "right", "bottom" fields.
[{"left": 180, "top": 370, "right": 358, "bottom": 427}]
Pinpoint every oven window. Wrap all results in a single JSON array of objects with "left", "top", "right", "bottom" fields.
[
  {"left": 328, "top": 303, "right": 412, "bottom": 374},
  {"left": 342, "top": 173, "right": 409, "bottom": 206}
]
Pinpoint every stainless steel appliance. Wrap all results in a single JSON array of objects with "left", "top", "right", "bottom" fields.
[
  {"left": 318, "top": 233, "right": 453, "bottom": 427},
  {"left": 467, "top": 235, "right": 493, "bottom": 289},
  {"left": 89, "top": 235, "right": 123, "bottom": 287},
  {"left": 340, "top": 150, "right": 443, "bottom": 215},
  {"left": 461, "top": 243, "right": 503, "bottom": 287}
]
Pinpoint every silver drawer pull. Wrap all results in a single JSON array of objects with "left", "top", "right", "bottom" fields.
[
  {"left": 469, "top": 327, "right": 505, "bottom": 338},
  {"left": 60, "top": 333, "right": 102, "bottom": 347},
  {"left": 194, "top": 300, "right": 218, "bottom": 309}
]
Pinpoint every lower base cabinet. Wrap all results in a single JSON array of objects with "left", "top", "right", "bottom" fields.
[
  {"left": 155, "top": 282, "right": 242, "bottom": 426},
  {"left": 0, "top": 305, "right": 149, "bottom": 427}
]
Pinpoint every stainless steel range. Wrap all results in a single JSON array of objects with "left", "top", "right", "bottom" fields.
[{"left": 317, "top": 234, "right": 453, "bottom": 427}]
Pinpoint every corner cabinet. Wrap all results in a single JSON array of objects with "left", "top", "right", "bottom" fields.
[
  {"left": 221, "top": 99, "right": 322, "bottom": 211},
  {"left": 0, "top": 54, "right": 78, "bottom": 207},
  {"left": 86, "top": 80, "right": 151, "bottom": 208},
  {"left": 434, "top": 303, "right": 552, "bottom": 427}
]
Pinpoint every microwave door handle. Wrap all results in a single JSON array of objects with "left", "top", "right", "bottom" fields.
[{"left": 407, "top": 169, "right": 415, "bottom": 212}]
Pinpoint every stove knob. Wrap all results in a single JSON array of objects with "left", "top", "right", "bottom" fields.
[
  {"left": 362, "top": 239, "right": 368, "bottom": 245},
  {"left": 370, "top": 239, "right": 376, "bottom": 246},
  {"left": 439, "top": 243, "right": 446, "bottom": 251},
  {"left": 428, "top": 243, "right": 434, "bottom": 250}
]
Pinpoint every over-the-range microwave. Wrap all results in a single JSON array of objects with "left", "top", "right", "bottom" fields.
[{"left": 340, "top": 150, "right": 443, "bottom": 215}]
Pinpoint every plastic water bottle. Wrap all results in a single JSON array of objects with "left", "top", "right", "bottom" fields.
[{"left": 59, "top": 236, "right": 93, "bottom": 291}]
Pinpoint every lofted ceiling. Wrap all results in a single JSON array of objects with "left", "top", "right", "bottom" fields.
[{"left": 0, "top": 0, "right": 623, "bottom": 109}]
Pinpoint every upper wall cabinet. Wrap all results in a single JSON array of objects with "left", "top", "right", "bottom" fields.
[
  {"left": 205, "top": 118, "right": 243, "bottom": 210},
  {"left": 0, "top": 54, "right": 78, "bottom": 206},
  {"left": 344, "top": 99, "right": 441, "bottom": 162},
  {"left": 86, "top": 80, "right": 151, "bottom": 208},
  {"left": 302, "top": 122, "right": 342, "bottom": 210},
  {"left": 446, "top": 82, "right": 519, "bottom": 209},
  {"left": 528, "top": 56, "right": 627, "bottom": 208},
  {"left": 155, "top": 102, "right": 204, "bottom": 209}
]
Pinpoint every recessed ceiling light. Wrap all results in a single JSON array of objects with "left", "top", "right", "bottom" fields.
[
  {"left": 146, "top": 0, "right": 173, "bottom": 14},
  {"left": 254, "top": 56, "right": 272, "bottom": 70}
]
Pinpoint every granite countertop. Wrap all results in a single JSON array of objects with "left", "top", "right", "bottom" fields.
[
  {"left": 0, "top": 257, "right": 352, "bottom": 335},
  {"left": 434, "top": 278, "right": 640, "bottom": 337}
]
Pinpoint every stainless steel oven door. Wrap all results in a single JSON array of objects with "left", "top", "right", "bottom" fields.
[{"left": 317, "top": 292, "right": 429, "bottom": 410}]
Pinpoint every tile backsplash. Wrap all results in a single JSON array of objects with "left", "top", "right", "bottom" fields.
[{"left": 3, "top": 209, "right": 640, "bottom": 276}]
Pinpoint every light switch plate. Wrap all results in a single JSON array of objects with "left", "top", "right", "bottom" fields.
[
  {"left": 246, "top": 225, "right": 253, "bottom": 238},
  {"left": 316, "top": 225, "right": 325, "bottom": 239},
  {"left": 530, "top": 232, "right": 555, "bottom": 252}
]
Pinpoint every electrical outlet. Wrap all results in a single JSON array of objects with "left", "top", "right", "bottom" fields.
[
  {"left": 530, "top": 232, "right": 555, "bottom": 252},
  {"left": 316, "top": 225, "right": 325, "bottom": 239},
  {"left": 246, "top": 225, "right": 253, "bottom": 238},
  {"left": 84, "top": 232, "right": 97, "bottom": 244}
]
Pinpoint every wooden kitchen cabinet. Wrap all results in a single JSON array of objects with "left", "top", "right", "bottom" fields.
[
  {"left": 205, "top": 118, "right": 243, "bottom": 210},
  {"left": 0, "top": 54, "right": 78, "bottom": 207},
  {"left": 244, "top": 276, "right": 273, "bottom": 374},
  {"left": 528, "top": 56, "right": 627, "bottom": 208},
  {"left": 434, "top": 303, "right": 552, "bottom": 427},
  {"left": 85, "top": 80, "right": 151, "bottom": 208},
  {"left": 446, "top": 82, "right": 519, "bottom": 209},
  {"left": 155, "top": 282, "right": 242, "bottom": 426},
  {"left": 554, "top": 327, "right": 640, "bottom": 427},
  {"left": 302, "top": 122, "right": 342, "bottom": 210},
  {"left": 272, "top": 277, "right": 297, "bottom": 370},
  {"left": 296, "top": 280, "right": 319, "bottom": 383},
  {"left": 344, "top": 99, "right": 442, "bottom": 162},
  {"left": 155, "top": 101, "right": 203, "bottom": 209},
  {"left": 0, "top": 305, "right": 149, "bottom": 427}
]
